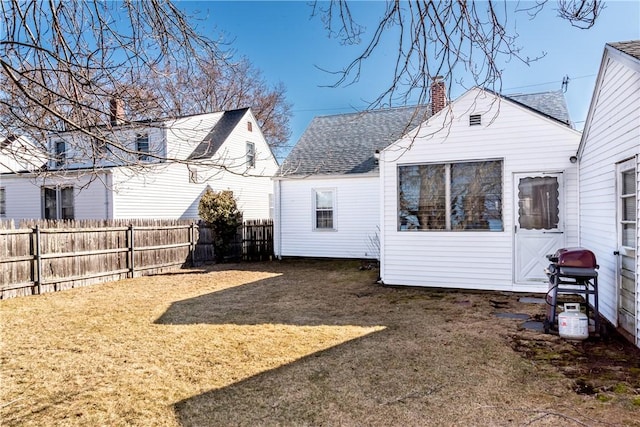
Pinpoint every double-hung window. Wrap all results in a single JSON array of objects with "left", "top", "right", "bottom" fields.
[
  {"left": 42, "top": 186, "right": 74, "bottom": 220},
  {"left": 55, "top": 141, "right": 66, "bottom": 167},
  {"left": 136, "top": 133, "right": 149, "bottom": 161},
  {"left": 398, "top": 160, "right": 503, "bottom": 231},
  {"left": 0, "top": 187, "right": 5, "bottom": 216},
  {"left": 246, "top": 142, "right": 256, "bottom": 168},
  {"left": 314, "top": 189, "right": 335, "bottom": 230}
]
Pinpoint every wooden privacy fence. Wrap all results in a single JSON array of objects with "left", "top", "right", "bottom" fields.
[
  {"left": 0, "top": 219, "right": 273, "bottom": 299},
  {"left": 240, "top": 219, "right": 274, "bottom": 262}
]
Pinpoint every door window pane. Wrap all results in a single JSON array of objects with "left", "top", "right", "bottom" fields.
[
  {"left": 518, "top": 177, "right": 559, "bottom": 230},
  {"left": 622, "top": 223, "right": 636, "bottom": 248},
  {"left": 622, "top": 169, "right": 636, "bottom": 195}
]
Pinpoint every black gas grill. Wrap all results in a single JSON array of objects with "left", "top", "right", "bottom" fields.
[{"left": 544, "top": 247, "right": 600, "bottom": 335}]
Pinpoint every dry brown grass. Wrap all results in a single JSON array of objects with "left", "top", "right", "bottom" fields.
[{"left": 1, "top": 259, "right": 639, "bottom": 426}]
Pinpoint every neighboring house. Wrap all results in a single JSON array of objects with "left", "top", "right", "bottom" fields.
[
  {"left": 377, "top": 87, "right": 581, "bottom": 294},
  {"left": 0, "top": 134, "right": 48, "bottom": 174},
  {"left": 0, "top": 108, "right": 278, "bottom": 221},
  {"left": 0, "top": 134, "right": 48, "bottom": 219},
  {"left": 274, "top": 104, "right": 430, "bottom": 259},
  {"left": 577, "top": 40, "right": 640, "bottom": 348}
]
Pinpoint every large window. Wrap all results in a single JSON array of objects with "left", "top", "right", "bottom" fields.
[
  {"left": 43, "top": 186, "right": 74, "bottom": 220},
  {"left": 314, "top": 189, "right": 335, "bottom": 230},
  {"left": 398, "top": 160, "right": 503, "bottom": 231},
  {"left": 0, "top": 188, "right": 5, "bottom": 216},
  {"left": 136, "top": 133, "right": 149, "bottom": 161}
]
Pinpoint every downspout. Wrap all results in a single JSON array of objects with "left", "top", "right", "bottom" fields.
[
  {"left": 105, "top": 171, "right": 112, "bottom": 219},
  {"left": 575, "top": 153, "right": 581, "bottom": 247},
  {"left": 275, "top": 178, "right": 282, "bottom": 259},
  {"left": 378, "top": 150, "right": 385, "bottom": 284}
]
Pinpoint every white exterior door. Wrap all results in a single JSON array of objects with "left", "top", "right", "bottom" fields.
[
  {"left": 616, "top": 159, "right": 637, "bottom": 342},
  {"left": 514, "top": 173, "right": 565, "bottom": 284}
]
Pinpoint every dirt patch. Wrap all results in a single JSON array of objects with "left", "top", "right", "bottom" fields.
[{"left": 509, "top": 325, "right": 640, "bottom": 403}]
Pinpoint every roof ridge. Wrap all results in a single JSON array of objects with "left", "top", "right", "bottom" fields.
[{"left": 315, "top": 104, "right": 427, "bottom": 119}]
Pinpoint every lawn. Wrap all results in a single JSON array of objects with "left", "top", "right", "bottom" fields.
[{"left": 1, "top": 259, "right": 639, "bottom": 426}]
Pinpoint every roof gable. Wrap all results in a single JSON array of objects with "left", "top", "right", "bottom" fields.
[
  {"left": 385, "top": 87, "right": 579, "bottom": 157},
  {"left": 278, "top": 106, "right": 429, "bottom": 176},
  {"left": 578, "top": 40, "right": 640, "bottom": 156}
]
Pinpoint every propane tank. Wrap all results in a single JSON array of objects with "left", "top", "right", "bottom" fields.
[{"left": 558, "top": 303, "right": 589, "bottom": 340}]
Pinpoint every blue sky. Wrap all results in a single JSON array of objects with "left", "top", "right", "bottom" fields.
[{"left": 181, "top": 1, "right": 640, "bottom": 156}]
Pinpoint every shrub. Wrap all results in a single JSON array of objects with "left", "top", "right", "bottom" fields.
[{"left": 198, "top": 189, "right": 242, "bottom": 261}]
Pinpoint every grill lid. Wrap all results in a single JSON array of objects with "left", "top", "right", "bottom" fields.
[{"left": 547, "top": 247, "right": 598, "bottom": 269}]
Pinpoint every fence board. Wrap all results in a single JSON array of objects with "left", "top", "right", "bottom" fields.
[{"left": 0, "top": 218, "right": 274, "bottom": 299}]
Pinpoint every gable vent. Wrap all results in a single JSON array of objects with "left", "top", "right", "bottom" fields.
[{"left": 469, "top": 114, "right": 482, "bottom": 126}]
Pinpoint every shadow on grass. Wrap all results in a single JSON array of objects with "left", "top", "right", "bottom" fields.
[
  {"left": 159, "top": 260, "right": 477, "bottom": 426},
  {"left": 155, "top": 259, "right": 391, "bottom": 327},
  {"left": 173, "top": 329, "right": 404, "bottom": 427}
]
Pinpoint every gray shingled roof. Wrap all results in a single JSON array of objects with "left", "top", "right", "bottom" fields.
[
  {"left": 280, "top": 90, "right": 572, "bottom": 178},
  {"left": 278, "top": 106, "right": 429, "bottom": 176},
  {"left": 609, "top": 40, "right": 640, "bottom": 60},
  {"left": 188, "top": 108, "right": 249, "bottom": 160},
  {"left": 504, "top": 91, "right": 572, "bottom": 126}
]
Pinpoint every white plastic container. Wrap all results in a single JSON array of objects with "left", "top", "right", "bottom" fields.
[{"left": 558, "top": 303, "right": 589, "bottom": 340}]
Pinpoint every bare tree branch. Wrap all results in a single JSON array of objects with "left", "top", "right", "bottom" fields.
[
  {"left": 0, "top": 0, "right": 290, "bottom": 176},
  {"left": 313, "top": 0, "right": 602, "bottom": 108}
]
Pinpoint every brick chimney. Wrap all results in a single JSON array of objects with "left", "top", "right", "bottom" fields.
[
  {"left": 109, "top": 98, "right": 125, "bottom": 126},
  {"left": 430, "top": 76, "right": 447, "bottom": 115}
]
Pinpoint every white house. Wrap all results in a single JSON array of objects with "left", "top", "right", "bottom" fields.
[
  {"left": 0, "top": 108, "right": 278, "bottom": 221},
  {"left": 274, "top": 105, "right": 429, "bottom": 259},
  {"left": 0, "top": 134, "right": 48, "bottom": 219},
  {"left": 577, "top": 40, "right": 640, "bottom": 347},
  {"left": 0, "top": 134, "right": 48, "bottom": 174},
  {"left": 378, "top": 87, "right": 581, "bottom": 294}
]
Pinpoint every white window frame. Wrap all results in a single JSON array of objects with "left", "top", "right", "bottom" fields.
[
  {"left": 0, "top": 187, "right": 5, "bottom": 216},
  {"left": 136, "top": 133, "right": 149, "bottom": 161},
  {"left": 42, "top": 186, "right": 75, "bottom": 220},
  {"left": 397, "top": 159, "right": 503, "bottom": 231},
  {"left": 312, "top": 188, "right": 337, "bottom": 231},
  {"left": 55, "top": 140, "right": 66, "bottom": 167},
  {"left": 246, "top": 141, "right": 256, "bottom": 168}
]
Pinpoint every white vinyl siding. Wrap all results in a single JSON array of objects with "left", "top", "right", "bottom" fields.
[
  {"left": 110, "top": 162, "right": 274, "bottom": 220},
  {"left": 276, "top": 175, "right": 380, "bottom": 259},
  {"left": 578, "top": 47, "right": 640, "bottom": 347},
  {"left": 380, "top": 88, "right": 581, "bottom": 293},
  {"left": 0, "top": 109, "right": 277, "bottom": 222}
]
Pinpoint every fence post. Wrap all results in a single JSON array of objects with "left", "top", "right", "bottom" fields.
[
  {"left": 128, "top": 224, "right": 135, "bottom": 278},
  {"left": 34, "top": 225, "right": 42, "bottom": 295},
  {"left": 189, "top": 222, "right": 196, "bottom": 267}
]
